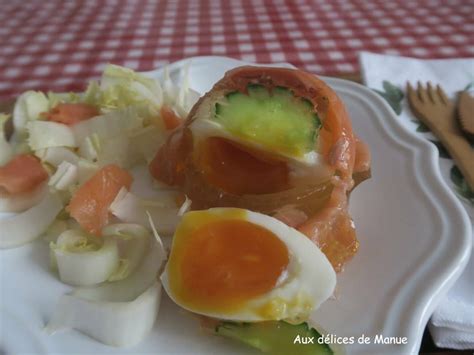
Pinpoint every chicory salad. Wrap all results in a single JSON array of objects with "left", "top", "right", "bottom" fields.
[{"left": 0, "top": 64, "right": 198, "bottom": 347}]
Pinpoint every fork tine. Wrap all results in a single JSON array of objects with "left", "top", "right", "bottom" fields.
[
  {"left": 436, "top": 84, "right": 449, "bottom": 105},
  {"left": 406, "top": 82, "right": 424, "bottom": 117},
  {"left": 406, "top": 82, "right": 418, "bottom": 102},
  {"left": 407, "top": 82, "right": 412, "bottom": 96},
  {"left": 417, "top": 81, "right": 428, "bottom": 103},
  {"left": 427, "top": 82, "right": 437, "bottom": 104}
]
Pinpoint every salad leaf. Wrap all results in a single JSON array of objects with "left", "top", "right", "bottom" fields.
[
  {"left": 177, "top": 195, "right": 192, "bottom": 216},
  {"left": 45, "top": 238, "right": 165, "bottom": 347},
  {"left": 129, "top": 126, "right": 167, "bottom": 164},
  {"left": 48, "top": 161, "right": 79, "bottom": 191},
  {"left": 28, "top": 121, "right": 77, "bottom": 150},
  {"left": 47, "top": 91, "right": 82, "bottom": 108},
  {"left": 96, "top": 134, "right": 139, "bottom": 169},
  {"left": 36, "top": 147, "right": 79, "bottom": 167},
  {"left": 110, "top": 187, "right": 180, "bottom": 235},
  {"left": 77, "top": 133, "right": 100, "bottom": 161},
  {"left": 76, "top": 159, "right": 99, "bottom": 185},
  {"left": 0, "top": 181, "right": 47, "bottom": 213},
  {"left": 102, "top": 223, "right": 151, "bottom": 282},
  {"left": 0, "top": 191, "right": 63, "bottom": 249},
  {"left": 146, "top": 211, "right": 167, "bottom": 264},
  {"left": 162, "top": 64, "right": 200, "bottom": 118},
  {"left": 12, "top": 91, "right": 49, "bottom": 136},
  {"left": 72, "top": 107, "right": 144, "bottom": 143},
  {"left": 50, "top": 229, "right": 119, "bottom": 286},
  {"left": 87, "top": 64, "right": 163, "bottom": 116},
  {"left": 42, "top": 219, "right": 69, "bottom": 243}
]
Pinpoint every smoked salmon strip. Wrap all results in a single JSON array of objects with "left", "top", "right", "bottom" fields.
[
  {"left": 43, "top": 103, "right": 100, "bottom": 126},
  {"left": 0, "top": 154, "right": 48, "bottom": 194},
  {"left": 67, "top": 164, "right": 133, "bottom": 236}
]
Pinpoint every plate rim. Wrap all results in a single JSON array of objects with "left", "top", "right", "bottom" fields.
[
  {"left": 329, "top": 77, "right": 471, "bottom": 354},
  {"left": 146, "top": 55, "right": 471, "bottom": 354}
]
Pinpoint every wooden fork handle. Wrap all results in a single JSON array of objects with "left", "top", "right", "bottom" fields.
[{"left": 432, "top": 124, "right": 474, "bottom": 191}]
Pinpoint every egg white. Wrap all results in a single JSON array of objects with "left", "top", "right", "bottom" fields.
[{"left": 160, "top": 208, "right": 336, "bottom": 322}]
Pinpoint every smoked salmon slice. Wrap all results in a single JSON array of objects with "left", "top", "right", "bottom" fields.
[
  {"left": 0, "top": 154, "right": 48, "bottom": 194},
  {"left": 297, "top": 185, "right": 358, "bottom": 272},
  {"left": 43, "top": 103, "right": 100, "bottom": 126},
  {"left": 67, "top": 164, "right": 133, "bottom": 236}
]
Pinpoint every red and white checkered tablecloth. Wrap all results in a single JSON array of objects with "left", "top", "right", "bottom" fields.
[{"left": 0, "top": 0, "right": 473, "bottom": 101}]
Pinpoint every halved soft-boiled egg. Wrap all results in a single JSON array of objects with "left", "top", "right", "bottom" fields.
[
  {"left": 188, "top": 83, "right": 334, "bottom": 196},
  {"left": 161, "top": 208, "right": 336, "bottom": 322}
]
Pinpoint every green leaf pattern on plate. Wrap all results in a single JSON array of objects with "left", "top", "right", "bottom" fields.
[
  {"left": 372, "top": 80, "right": 404, "bottom": 115},
  {"left": 379, "top": 79, "right": 474, "bottom": 207},
  {"left": 428, "top": 140, "right": 451, "bottom": 159},
  {"left": 463, "top": 81, "right": 474, "bottom": 92},
  {"left": 412, "top": 120, "right": 430, "bottom": 133},
  {"left": 450, "top": 166, "right": 474, "bottom": 206}
]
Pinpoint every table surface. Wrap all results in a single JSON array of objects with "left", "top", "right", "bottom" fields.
[
  {"left": 0, "top": 1, "right": 473, "bottom": 354},
  {"left": 1, "top": 0, "right": 473, "bottom": 101}
]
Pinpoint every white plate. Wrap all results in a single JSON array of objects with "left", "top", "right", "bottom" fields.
[{"left": 0, "top": 56, "right": 471, "bottom": 355}]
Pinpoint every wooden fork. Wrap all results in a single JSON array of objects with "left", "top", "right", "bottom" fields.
[{"left": 407, "top": 81, "right": 474, "bottom": 191}]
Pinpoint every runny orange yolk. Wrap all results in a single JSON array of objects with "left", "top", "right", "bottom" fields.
[
  {"left": 168, "top": 210, "right": 289, "bottom": 313},
  {"left": 197, "top": 137, "right": 290, "bottom": 195}
]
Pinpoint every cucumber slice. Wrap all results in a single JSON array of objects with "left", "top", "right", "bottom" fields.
[
  {"left": 214, "top": 85, "right": 321, "bottom": 157},
  {"left": 215, "top": 321, "right": 334, "bottom": 355}
]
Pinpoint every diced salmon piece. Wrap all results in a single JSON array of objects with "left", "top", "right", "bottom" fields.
[
  {"left": 67, "top": 164, "right": 133, "bottom": 236},
  {"left": 43, "top": 103, "right": 100, "bottom": 126},
  {"left": 161, "top": 105, "right": 183, "bottom": 130},
  {"left": 0, "top": 154, "right": 48, "bottom": 194}
]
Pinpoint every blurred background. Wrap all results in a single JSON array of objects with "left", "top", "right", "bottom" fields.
[{"left": 0, "top": 0, "right": 472, "bottom": 100}]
